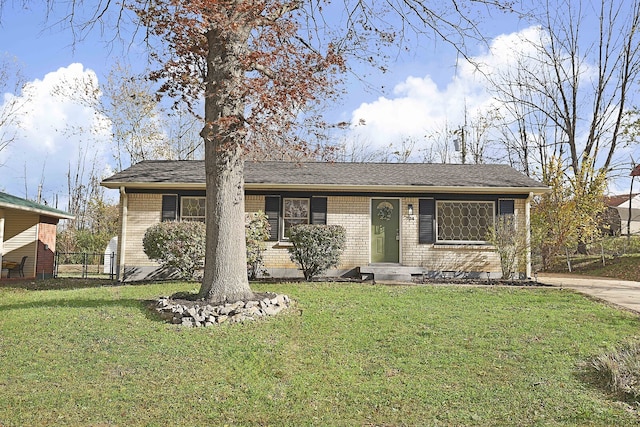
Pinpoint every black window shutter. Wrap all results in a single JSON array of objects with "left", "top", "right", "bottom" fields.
[
  {"left": 264, "top": 196, "right": 280, "bottom": 241},
  {"left": 310, "top": 197, "right": 327, "bottom": 225},
  {"left": 161, "top": 195, "right": 178, "bottom": 222},
  {"left": 499, "top": 199, "right": 515, "bottom": 216},
  {"left": 419, "top": 198, "right": 435, "bottom": 244}
]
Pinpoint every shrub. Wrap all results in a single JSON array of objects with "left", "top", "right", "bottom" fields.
[
  {"left": 591, "top": 341, "right": 640, "bottom": 399},
  {"left": 143, "top": 221, "right": 206, "bottom": 280},
  {"left": 288, "top": 224, "right": 346, "bottom": 281},
  {"left": 245, "top": 211, "right": 271, "bottom": 279},
  {"left": 486, "top": 214, "right": 528, "bottom": 279}
]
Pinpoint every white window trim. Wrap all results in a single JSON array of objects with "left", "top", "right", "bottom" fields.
[
  {"left": 281, "top": 197, "right": 310, "bottom": 240},
  {"left": 435, "top": 200, "right": 495, "bottom": 245}
]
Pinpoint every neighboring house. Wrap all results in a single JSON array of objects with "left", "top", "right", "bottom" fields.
[
  {"left": 101, "top": 161, "right": 548, "bottom": 282},
  {"left": 607, "top": 193, "right": 640, "bottom": 235},
  {"left": 0, "top": 192, "right": 74, "bottom": 279}
]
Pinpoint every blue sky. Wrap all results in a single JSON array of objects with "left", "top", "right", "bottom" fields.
[{"left": 0, "top": 1, "right": 638, "bottom": 208}]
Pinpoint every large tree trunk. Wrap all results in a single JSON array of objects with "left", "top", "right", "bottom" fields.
[
  {"left": 199, "top": 144, "right": 254, "bottom": 303},
  {"left": 198, "top": 21, "right": 254, "bottom": 304}
]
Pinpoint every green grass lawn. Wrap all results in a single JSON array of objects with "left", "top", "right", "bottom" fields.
[{"left": 1, "top": 280, "right": 639, "bottom": 426}]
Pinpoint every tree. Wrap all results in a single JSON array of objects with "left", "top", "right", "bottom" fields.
[
  {"left": 531, "top": 157, "right": 607, "bottom": 270},
  {"left": 3, "top": 0, "right": 513, "bottom": 304},
  {"left": 0, "top": 54, "right": 27, "bottom": 157},
  {"left": 101, "top": 61, "right": 169, "bottom": 171},
  {"left": 101, "top": 62, "right": 207, "bottom": 168},
  {"left": 133, "top": 0, "right": 505, "bottom": 304},
  {"left": 481, "top": 0, "right": 640, "bottom": 183}
]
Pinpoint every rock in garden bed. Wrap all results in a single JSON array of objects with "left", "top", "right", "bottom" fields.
[{"left": 151, "top": 292, "right": 292, "bottom": 327}]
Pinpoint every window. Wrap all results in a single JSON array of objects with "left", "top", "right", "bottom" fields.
[
  {"left": 283, "top": 198, "right": 310, "bottom": 238},
  {"left": 264, "top": 196, "right": 327, "bottom": 241},
  {"left": 181, "top": 197, "right": 206, "bottom": 222},
  {"left": 161, "top": 195, "right": 178, "bottom": 222},
  {"left": 436, "top": 201, "right": 494, "bottom": 243}
]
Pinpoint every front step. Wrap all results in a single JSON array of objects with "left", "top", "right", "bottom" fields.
[
  {"left": 360, "top": 265, "right": 424, "bottom": 283},
  {"left": 371, "top": 273, "right": 412, "bottom": 282}
]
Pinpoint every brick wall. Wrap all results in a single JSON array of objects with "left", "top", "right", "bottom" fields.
[
  {"left": 123, "top": 193, "right": 530, "bottom": 278},
  {"left": 125, "top": 193, "right": 162, "bottom": 266},
  {"left": 401, "top": 197, "right": 527, "bottom": 275},
  {"left": 36, "top": 216, "right": 58, "bottom": 277},
  {"left": 247, "top": 195, "right": 370, "bottom": 270}
]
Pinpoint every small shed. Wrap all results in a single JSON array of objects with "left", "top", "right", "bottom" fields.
[{"left": 0, "top": 192, "right": 74, "bottom": 279}]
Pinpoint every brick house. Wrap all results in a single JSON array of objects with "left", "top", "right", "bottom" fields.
[
  {"left": 0, "top": 192, "right": 74, "bottom": 279},
  {"left": 101, "top": 161, "right": 548, "bottom": 282}
]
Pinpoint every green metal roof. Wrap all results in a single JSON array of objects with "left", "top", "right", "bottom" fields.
[{"left": 0, "top": 192, "right": 75, "bottom": 219}]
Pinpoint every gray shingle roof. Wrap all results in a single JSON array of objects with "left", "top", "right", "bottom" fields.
[{"left": 101, "top": 160, "right": 547, "bottom": 192}]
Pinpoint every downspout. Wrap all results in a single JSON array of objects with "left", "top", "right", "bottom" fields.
[
  {"left": 117, "top": 186, "right": 128, "bottom": 282},
  {"left": 525, "top": 192, "right": 533, "bottom": 278}
]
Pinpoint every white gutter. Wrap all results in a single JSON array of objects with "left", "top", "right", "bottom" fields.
[
  {"left": 101, "top": 182, "right": 205, "bottom": 190},
  {"left": 102, "top": 181, "right": 550, "bottom": 195}
]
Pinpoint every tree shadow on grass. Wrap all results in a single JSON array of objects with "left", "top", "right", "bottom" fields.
[
  {"left": 0, "top": 296, "right": 142, "bottom": 312},
  {"left": 0, "top": 296, "right": 173, "bottom": 325},
  {"left": 0, "top": 277, "right": 118, "bottom": 291},
  {"left": 0, "top": 277, "right": 194, "bottom": 291}
]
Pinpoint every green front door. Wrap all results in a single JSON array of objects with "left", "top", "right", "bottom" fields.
[{"left": 371, "top": 199, "right": 400, "bottom": 263}]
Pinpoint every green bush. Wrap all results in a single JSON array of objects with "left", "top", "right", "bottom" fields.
[
  {"left": 245, "top": 211, "right": 271, "bottom": 279},
  {"left": 288, "top": 224, "right": 346, "bottom": 281},
  {"left": 591, "top": 341, "right": 640, "bottom": 399},
  {"left": 143, "top": 221, "right": 206, "bottom": 280}
]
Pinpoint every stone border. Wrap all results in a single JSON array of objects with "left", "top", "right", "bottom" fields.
[{"left": 152, "top": 293, "right": 291, "bottom": 327}]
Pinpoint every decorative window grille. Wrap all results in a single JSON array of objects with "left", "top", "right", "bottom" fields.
[
  {"left": 181, "top": 197, "right": 206, "bottom": 222},
  {"left": 436, "top": 201, "right": 494, "bottom": 243}
]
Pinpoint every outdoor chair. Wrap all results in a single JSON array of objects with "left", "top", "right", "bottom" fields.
[{"left": 8, "top": 256, "right": 27, "bottom": 278}]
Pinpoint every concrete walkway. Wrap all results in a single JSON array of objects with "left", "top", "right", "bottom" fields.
[{"left": 537, "top": 273, "right": 640, "bottom": 314}]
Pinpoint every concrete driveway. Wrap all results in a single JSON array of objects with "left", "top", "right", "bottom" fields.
[{"left": 537, "top": 273, "right": 640, "bottom": 314}]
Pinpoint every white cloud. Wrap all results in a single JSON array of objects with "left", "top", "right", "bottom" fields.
[
  {"left": 0, "top": 63, "right": 113, "bottom": 208},
  {"left": 346, "top": 26, "right": 548, "bottom": 157}
]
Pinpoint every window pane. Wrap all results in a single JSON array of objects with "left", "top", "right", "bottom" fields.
[
  {"left": 284, "top": 199, "right": 309, "bottom": 220},
  {"left": 181, "top": 197, "right": 206, "bottom": 222},
  {"left": 437, "top": 201, "right": 494, "bottom": 242},
  {"left": 283, "top": 198, "right": 309, "bottom": 239}
]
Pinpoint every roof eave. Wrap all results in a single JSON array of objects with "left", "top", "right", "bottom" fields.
[
  {"left": 246, "top": 183, "right": 550, "bottom": 194},
  {"left": 100, "top": 182, "right": 205, "bottom": 190},
  {"left": 102, "top": 181, "right": 549, "bottom": 195},
  {"left": 0, "top": 202, "right": 75, "bottom": 219}
]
